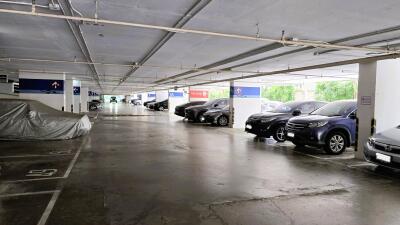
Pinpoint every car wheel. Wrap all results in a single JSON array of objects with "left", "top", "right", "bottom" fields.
[
  {"left": 159, "top": 106, "right": 164, "bottom": 111},
  {"left": 217, "top": 115, "right": 228, "bottom": 126},
  {"left": 324, "top": 132, "right": 347, "bottom": 155},
  {"left": 272, "top": 125, "right": 286, "bottom": 142}
]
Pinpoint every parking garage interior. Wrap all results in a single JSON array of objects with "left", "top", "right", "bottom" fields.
[{"left": 1, "top": 1, "right": 400, "bottom": 225}]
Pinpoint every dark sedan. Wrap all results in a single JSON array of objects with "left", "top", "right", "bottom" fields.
[
  {"left": 365, "top": 126, "right": 400, "bottom": 169},
  {"left": 89, "top": 99, "right": 102, "bottom": 111},
  {"left": 144, "top": 99, "right": 156, "bottom": 108},
  {"left": 203, "top": 105, "right": 229, "bottom": 126},
  {"left": 175, "top": 101, "right": 206, "bottom": 117},
  {"left": 286, "top": 100, "right": 357, "bottom": 154},
  {"left": 149, "top": 99, "right": 168, "bottom": 111},
  {"left": 185, "top": 98, "right": 228, "bottom": 122},
  {"left": 245, "top": 101, "right": 326, "bottom": 142}
]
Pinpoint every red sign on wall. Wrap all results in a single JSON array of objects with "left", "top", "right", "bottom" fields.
[{"left": 190, "top": 90, "right": 208, "bottom": 98}]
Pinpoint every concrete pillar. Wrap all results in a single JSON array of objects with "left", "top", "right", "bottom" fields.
[
  {"left": 155, "top": 90, "right": 168, "bottom": 102},
  {"left": 229, "top": 80, "right": 261, "bottom": 128},
  {"left": 356, "top": 62, "right": 377, "bottom": 159},
  {"left": 64, "top": 79, "right": 74, "bottom": 113},
  {"left": 19, "top": 71, "right": 65, "bottom": 110},
  {"left": 81, "top": 87, "right": 89, "bottom": 113},
  {"left": 73, "top": 80, "right": 80, "bottom": 113},
  {"left": 356, "top": 59, "right": 400, "bottom": 159},
  {"left": 168, "top": 88, "right": 189, "bottom": 113}
]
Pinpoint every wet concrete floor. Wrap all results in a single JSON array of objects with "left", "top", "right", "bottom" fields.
[{"left": 1, "top": 103, "right": 400, "bottom": 225}]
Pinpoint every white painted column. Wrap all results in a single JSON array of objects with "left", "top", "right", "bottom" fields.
[
  {"left": 168, "top": 88, "right": 189, "bottom": 113},
  {"left": 19, "top": 71, "right": 65, "bottom": 110},
  {"left": 64, "top": 79, "right": 74, "bottom": 113},
  {"left": 356, "top": 62, "right": 377, "bottom": 159},
  {"left": 375, "top": 59, "right": 400, "bottom": 132},
  {"left": 229, "top": 80, "right": 261, "bottom": 129},
  {"left": 81, "top": 87, "right": 89, "bottom": 113},
  {"left": 73, "top": 80, "right": 80, "bottom": 113}
]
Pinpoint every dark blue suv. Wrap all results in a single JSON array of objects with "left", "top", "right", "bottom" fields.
[{"left": 286, "top": 100, "right": 357, "bottom": 154}]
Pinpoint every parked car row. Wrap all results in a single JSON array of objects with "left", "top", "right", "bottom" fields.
[
  {"left": 88, "top": 99, "right": 103, "bottom": 111},
  {"left": 146, "top": 99, "right": 168, "bottom": 111},
  {"left": 181, "top": 98, "right": 230, "bottom": 126}
]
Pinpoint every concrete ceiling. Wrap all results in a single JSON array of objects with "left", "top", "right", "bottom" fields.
[{"left": 0, "top": 0, "right": 400, "bottom": 94}]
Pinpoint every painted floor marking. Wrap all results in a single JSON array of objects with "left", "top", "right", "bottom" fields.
[
  {"left": 36, "top": 190, "right": 61, "bottom": 225},
  {"left": 0, "top": 153, "right": 73, "bottom": 159},
  {"left": 0, "top": 190, "right": 57, "bottom": 198}
]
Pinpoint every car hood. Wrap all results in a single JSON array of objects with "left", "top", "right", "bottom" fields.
[
  {"left": 248, "top": 112, "right": 289, "bottom": 119},
  {"left": 373, "top": 127, "right": 400, "bottom": 146},
  {"left": 186, "top": 105, "right": 209, "bottom": 111},
  {"left": 289, "top": 115, "right": 341, "bottom": 123}
]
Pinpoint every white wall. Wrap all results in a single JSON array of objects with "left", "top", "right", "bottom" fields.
[
  {"left": 81, "top": 87, "right": 89, "bottom": 112},
  {"left": 230, "top": 81, "right": 261, "bottom": 129},
  {"left": 73, "top": 80, "right": 80, "bottom": 113},
  {"left": 0, "top": 83, "right": 14, "bottom": 94},
  {"left": 19, "top": 72, "right": 65, "bottom": 111},
  {"left": 375, "top": 59, "right": 400, "bottom": 132},
  {"left": 64, "top": 79, "right": 73, "bottom": 112},
  {"left": 156, "top": 90, "right": 169, "bottom": 102}
]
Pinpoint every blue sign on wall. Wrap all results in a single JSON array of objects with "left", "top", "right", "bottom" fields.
[
  {"left": 230, "top": 86, "right": 260, "bottom": 98},
  {"left": 73, "top": 86, "right": 80, "bottom": 95},
  {"left": 19, "top": 79, "right": 64, "bottom": 94},
  {"left": 88, "top": 91, "right": 99, "bottom": 96},
  {"left": 148, "top": 93, "right": 156, "bottom": 98},
  {"left": 169, "top": 92, "right": 184, "bottom": 97}
]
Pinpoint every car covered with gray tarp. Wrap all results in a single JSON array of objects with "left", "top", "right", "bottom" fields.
[{"left": 0, "top": 99, "right": 91, "bottom": 140}]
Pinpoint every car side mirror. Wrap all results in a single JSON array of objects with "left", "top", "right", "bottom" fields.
[
  {"left": 349, "top": 113, "right": 357, "bottom": 119},
  {"left": 292, "top": 110, "right": 301, "bottom": 116}
]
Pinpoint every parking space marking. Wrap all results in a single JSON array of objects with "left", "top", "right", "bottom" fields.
[
  {"left": 0, "top": 153, "right": 74, "bottom": 159},
  {"left": 0, "top": 190, "right": 57, "bottom": 198},
  {"left": 37, "top": 190, "right": 61, "bottom": 225}
]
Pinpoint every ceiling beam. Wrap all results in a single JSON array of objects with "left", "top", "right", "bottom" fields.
[
  {"left": 115, "top": 0, "right": 213, "bottom": 88},
  {"left": 153, "top": 42, "right": 283, "bottom": 84},
  {"left": 56, "top": 0, "right": 102, "bottom": 90}
]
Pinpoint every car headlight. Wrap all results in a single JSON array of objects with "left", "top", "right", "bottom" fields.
[
  {"left": 308, "top": 121, "right": 328, "bottom": 128},
  {"left": 260, "top": 118, "right": 275, "bottom": 123},
  {"left": 368, "top": 137, "right": 375, "bottom": 147}
]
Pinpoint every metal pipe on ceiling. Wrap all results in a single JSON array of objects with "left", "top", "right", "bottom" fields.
[
  {"left": 138, "top": 53, "right": 399, "bottom": 93},
  {"left": 0, "top": 8, "right": 397, "bottom": 55},
  {"left": 0, "top": 57, "right": 265, "bottom": 74},
  {"left": 0, "top": 0, "right": 49, "bottom": 8}
]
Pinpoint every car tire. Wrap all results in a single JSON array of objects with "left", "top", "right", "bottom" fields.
[
  {"left": 217, "top": 115, "right": 229, "bottom": 126},
  {"left": 272, "top": 125, "right": 286, "bottom": 142},
  {"left": 159, "top": 106, "right": 164, "bottom": 111},
  {"left": 324, "top": 132, "right": 347, "bottom": 155}
]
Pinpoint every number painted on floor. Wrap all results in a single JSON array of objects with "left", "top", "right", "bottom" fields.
[{"left": 26, "top": 169, "right": 58, "bottom": 177}]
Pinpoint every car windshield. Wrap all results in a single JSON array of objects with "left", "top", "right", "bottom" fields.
[
  {"left": 203, "top": 99, "right": 222, "bottom": 106},
  {"left": 311, "top": 101, "right": 356, "bottom": 117},
  {"left": 272, "top": 102, "right": 301, "bottom": 113}
]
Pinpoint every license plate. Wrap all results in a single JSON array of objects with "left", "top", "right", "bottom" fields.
[
  {"left": 287, "top": 132, "right": 294, "bottom": 138},
  {"left": 245, "top": 124, "right": 252, "bottom": 129},
  {"left": 376, "top": 153, "right": 391, "bottom": 163}
]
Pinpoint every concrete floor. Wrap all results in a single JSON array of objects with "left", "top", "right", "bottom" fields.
[{"left": 1, "top": 103, "right": 400, "bottom": 225}]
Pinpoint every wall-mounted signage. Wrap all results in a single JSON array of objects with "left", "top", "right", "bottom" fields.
[
  {"left": 19, "top": 79, "right": 64, "bottom": 94},
  {"left": 230, "top": 86, "right": 260, "bottom": 98},
  {"left": 169, "top": 91, "right": 184, "bottom": 97},
  {"left": 189, "top": 90, "right": 208, "bottom": 98},
  {"left": 73, "top": 86, "right": 80, "bottom": 95}
]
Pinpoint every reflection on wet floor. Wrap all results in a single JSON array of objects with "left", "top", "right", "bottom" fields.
[{"left": 1, "top": 103, "right": 400, "bottom": 225}]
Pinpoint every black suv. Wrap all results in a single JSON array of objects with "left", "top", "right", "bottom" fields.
[
  {"left": 149, "top": 99, "right": 168, "bottom": 111},
  {"left": 110, "top": 96, "right": 117, "bottom": 103},
  {"left": 245, "top": 101, "right": 326, "bottom": 142},
  {"left": 185, "top": 98, "right": 228, "bottom": 122},
  {"left": 286, "top": 100, "right": 357, "bottom": 154}
]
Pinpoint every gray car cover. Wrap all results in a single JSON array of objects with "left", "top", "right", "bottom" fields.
[{"left": 0, "top": 99, "right": 91, "bottom": 140}]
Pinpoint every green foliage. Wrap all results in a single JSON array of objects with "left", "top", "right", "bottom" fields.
[
  {"left": 261, "top": 86, "right": 295, "bottom": 102},
  {"left": 209, "top": 88, "right": 229, "bottom": 100},
  {"left": 315, "top": 81, "right": 357, "bottom": 102}
]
